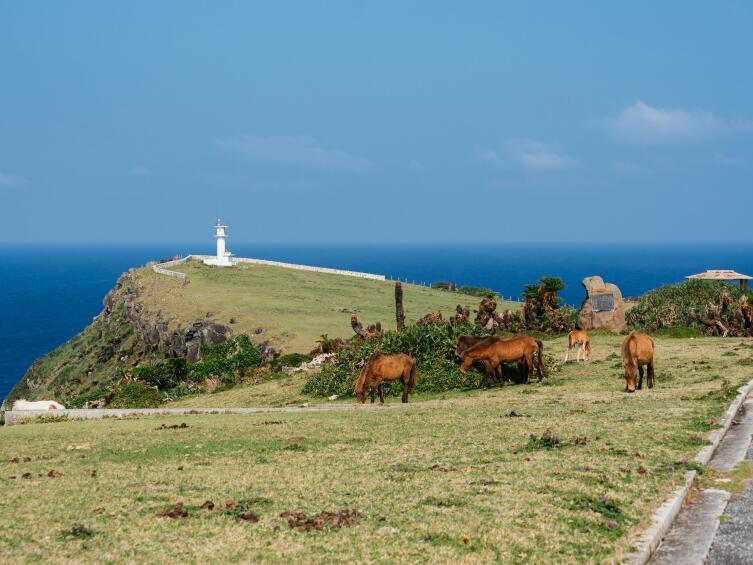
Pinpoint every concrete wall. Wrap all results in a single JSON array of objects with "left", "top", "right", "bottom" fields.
[{"left": 151, "top": 254, "right": 385, "bottom": 281}]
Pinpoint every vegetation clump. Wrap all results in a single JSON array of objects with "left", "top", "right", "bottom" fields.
[
  {"left": 303, "top": 324, "right": 488, "bottom": 397},
  {"left": 627, "top": 281, "right": 753, "bottom": 336}
]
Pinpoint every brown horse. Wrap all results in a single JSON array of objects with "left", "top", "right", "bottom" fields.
[
  {"left": 459, "top": 336, "right": 545, "bottom": 383},
  {"left": 456, "top": 335, "right": 527, "bottom": 383},
  {"left": 355, "top": 352, "right": 416, "bottom": 404},
  {"left": 621, "top": 332, "right": 655, "bottom": 392},
  {"left": 564, "top": 330, "right": 591, "bottom": 362}
]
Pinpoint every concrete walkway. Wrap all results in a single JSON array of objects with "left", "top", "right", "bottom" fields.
[
  {"left": 650, "top": 395, "right": 753, "bottom": 565},
  {"left": 3, "top": 403, "right": 407, "bottom": 426}
]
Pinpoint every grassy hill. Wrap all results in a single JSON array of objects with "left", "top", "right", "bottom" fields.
[
  {"left": 134, "top": 261, "right": 519, "bottom": 354},
  {"left": 6, "top": 260, "right": 518, "bottom": 405},
  {"left": 3, "top": 334, "right": 752, "bottom": 563}
]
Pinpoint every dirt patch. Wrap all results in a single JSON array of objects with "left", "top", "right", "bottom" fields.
[
  {"left": 200, "top": 500, "right": 215, "bottom": 510},
  {"left": 280, "top": 509, "right": 364, "bottom": 532},
  {"left": 220, "top": 498, "right": 262, "bottom": 522},
  {"left": 157, "top": 423, "right": 189, "bottom": 430},
  {"left": 262, "top": 420, "right": 284, "bottom": 425},
  {"left": 10, "top": 456, "right": 31, "bottom": 463},
  {"left": 428, "top": 464, "right": 456, "bottom": 472},
  {"left": 47, "top": 469, "right": 63, "bottom": 478},
  {"left": 156, "top": 500, "right": 188, "bottom": 519}
]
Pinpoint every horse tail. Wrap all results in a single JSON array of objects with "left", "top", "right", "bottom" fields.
[
  {"left": 567, "top": 332, "right": 574, "bottom": 349},
  {"left": 407, "top": 359, "right": 417, "bottom": 392},
  {"left": 535, "top": 339, "right": 545, "bottom": 378},
  {"left": 585, "top": 337, "right": 592, "bottom": 357}
]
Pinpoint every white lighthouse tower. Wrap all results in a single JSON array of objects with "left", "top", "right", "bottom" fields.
[{"left": 203, "top": 218, "right": 234, "bottom": 266}]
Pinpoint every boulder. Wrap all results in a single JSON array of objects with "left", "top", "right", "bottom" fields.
[{"left": 577, "top": 276, "right": 626, "bottom": 332}]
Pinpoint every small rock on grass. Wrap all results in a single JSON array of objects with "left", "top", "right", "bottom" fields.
[{"left": 378, "top": 526, "right": 399, "bottom": 535}]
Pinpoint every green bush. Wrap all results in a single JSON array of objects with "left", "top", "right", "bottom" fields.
[
  {"left": 271, "top": 352, "right": 314, "bottom": 371},
  {"left": 109, "top": 381, "right": 162, "bottom": 408},
  {"left": 303, "top": 324, "right": 491, "bottom": 398},
  {"left": 132, "top": 358, "right": 188, "bottom": 390},
  {"left": 457, "top": 286, "right": 498, "bottom": 298},
  {"left": 627, "top": 280, "right": 749, "bottom": 332}
]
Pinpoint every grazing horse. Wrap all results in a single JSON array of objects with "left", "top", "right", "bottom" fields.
[
  {"left": 355, "top": 352, "right": 416, "bottom": 404},
  {"left": 459, "top": 336, "right": 545, "bottom": 383},
  {"left": 456, "top": 335, "right": 529, "bottom": 384},
  {"left": 11, "top": 399, "right": 66, "bottom": 410},
  {"left": 564, "top": 330, "right": 591, "bottom": 362},
  {"left": 621, "top": 332, "right": 655, "bottom": 393}
]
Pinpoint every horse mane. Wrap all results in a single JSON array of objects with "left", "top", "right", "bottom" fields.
[
  {"left": 622, "top": 332, "right": 637, "bottom": 369},
  {"left": 461, "top": 336, "right": 497, "bottom": 358},
  {"left": 355, "top": 351, "right": 381, "bottom": 395}
]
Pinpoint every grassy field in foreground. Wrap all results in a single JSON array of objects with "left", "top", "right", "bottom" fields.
[
  {"left": 2, "top": 335, "right": 752, "bottom": 564},
  {"left": 134, "top": 261, "right": 519, "bottom": 354}
]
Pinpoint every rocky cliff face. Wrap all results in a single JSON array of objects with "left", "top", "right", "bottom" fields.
[
  {"left": 4, "top": 270, "right": 231, "bottom": 406},
  {"left": 106, "top": 271, "right": 230, "bottom": 363}
]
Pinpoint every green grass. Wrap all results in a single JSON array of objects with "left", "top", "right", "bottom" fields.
[
  {"left": 3, "top": 335, "right": 750, "bottom": 563},
  {"left": 135, "top": 261, "right": 519, "bottom": 354}
]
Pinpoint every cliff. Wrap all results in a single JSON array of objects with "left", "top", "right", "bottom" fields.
[{"left": 4, "top": 269, "right": 230, "bottom": 406}]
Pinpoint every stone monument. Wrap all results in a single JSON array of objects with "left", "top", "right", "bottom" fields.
[{"left": 577, "top": 275, "right": 626, "bottom": 332}]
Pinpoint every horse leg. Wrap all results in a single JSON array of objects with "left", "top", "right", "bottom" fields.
[
  {"left": 369, "top": 380, "right": 376, "bottom": 403},
  {"left": 637, "top": 365, "right": 644, "bottom": 390},
  {"left": 525, "top": 353, "right": 533, "bottom": 384},
  {"left": 648, "top": 361, "right": 655, "bottom": 389},
  {"left": 564, "top": 346, "right": 570, "bottom": 363},
  {"left": 378, "top": 383, "right": 385, "bottom": 404},
  {"left": 402, "top": 378, "right": 409, "bottom": 403},
  {"left": 579, "top": 343, "right": 585, "bottom": 362}
]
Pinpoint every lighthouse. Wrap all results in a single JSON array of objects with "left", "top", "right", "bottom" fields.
[{"left": 203, "top": 218, "right": 234, "bottom": 266}]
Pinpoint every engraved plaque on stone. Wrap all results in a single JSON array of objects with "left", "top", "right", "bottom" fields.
[{"left": 592, "top": 293, "right": 615, "bottom": 312}]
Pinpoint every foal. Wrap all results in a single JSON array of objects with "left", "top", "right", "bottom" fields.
[{"left": 564, "top": 330, "right": 591, "bottom": 362}]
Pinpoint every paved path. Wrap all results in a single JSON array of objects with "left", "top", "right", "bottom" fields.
[
  {"left": 707, "top": 438, "right": 753, "bottom": 565},
  {"left": 3, "top": 403, "right": 407, "bottom": 426},
  {"left": 650, "top": 396, "right": 753, "bottom": 565}
]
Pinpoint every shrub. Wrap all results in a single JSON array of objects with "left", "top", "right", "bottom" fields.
[
  {"left": 303, "top": 324, "right": 494, "bottom": 398},
  {"left": 457, "top": 286, "right": 498, "bottom": 298},
  {"left": 271, "top": 352, "right": 314, "bottom": 371},
  {"left": 109, "top": 381, "right": 161, "bottom": 408},
  {"left": 132, "top": 358, "right": 188, "bottom": 390},
  {"left": 627, "top": 280, "right": 749, "bottom": 332},
  {"left": 431, "top": 281, "right": 451, "bottom": 290}
]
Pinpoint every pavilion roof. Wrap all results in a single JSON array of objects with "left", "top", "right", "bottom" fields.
[{"left": 686, "top": 269, "right": 753, "bottom": 281}]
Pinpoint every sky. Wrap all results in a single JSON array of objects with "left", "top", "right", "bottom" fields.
[{"left": 1, "top": 1, "right": 752, "bottom": 243}]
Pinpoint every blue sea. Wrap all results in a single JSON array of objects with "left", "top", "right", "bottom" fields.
[{"left": 2, "top": 242, "right": 753, "bottom": 401}]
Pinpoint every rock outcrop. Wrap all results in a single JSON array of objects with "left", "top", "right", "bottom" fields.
[
  {"left": 577, "top": 276, "right": 626, "bottom": 332},
  {"left": 104, "top": 271, "right": 231, "bottom": 362}
]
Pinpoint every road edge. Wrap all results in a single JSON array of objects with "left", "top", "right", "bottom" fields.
[{"left": 625, "top": 377, "right": 753, "bottom": 565}]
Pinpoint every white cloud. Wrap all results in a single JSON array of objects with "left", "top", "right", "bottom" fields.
[
  {"left": 129, "top": 165, "right": 153, "bottom": 176},
  {"left": 482, "top": 139, "right": 579, "bottom": 173},
  {"left": 604, "top": 101, "right": 753, "bottom": 144},
  {"left": 214, "top": 134, "right": 374, "bottom": 174},
  {"left": 0, "top": 171, "right": 28, "bottom": 190},
  {"left": 714, "top": 152, "right": 746, "bottom": 167}
]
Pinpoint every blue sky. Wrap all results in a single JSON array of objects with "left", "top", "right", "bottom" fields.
[{"left": 1, "top": 1, "right": 752, "bottom": 243}]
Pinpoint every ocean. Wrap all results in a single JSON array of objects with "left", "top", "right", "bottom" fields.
[{"left": 2, "top": 242, "right": 753, "bottom": 401}]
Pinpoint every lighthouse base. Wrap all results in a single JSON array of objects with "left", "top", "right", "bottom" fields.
[{"left": 203, "top": 256, "right": 235, "bottom": 267}]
